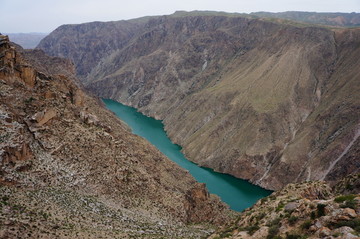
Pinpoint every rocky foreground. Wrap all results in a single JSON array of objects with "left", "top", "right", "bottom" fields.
[
  {"left": 0, "top": 35, "right": 232, "bottom": 238},
  {"left": 211, "top": 174, "right": 360, "bottom": 239}
]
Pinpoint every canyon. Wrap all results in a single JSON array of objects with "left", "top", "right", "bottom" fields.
[
  {"left": 1, "top": 10, "right": 360, "bottom": 239},
  {"left": 37, "top": 11, "right": 360, "bottom": 190}
]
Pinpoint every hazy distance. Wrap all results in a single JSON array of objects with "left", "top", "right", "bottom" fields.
[{"left": 1, "top": 0, "right": 359, "bottom": 33}]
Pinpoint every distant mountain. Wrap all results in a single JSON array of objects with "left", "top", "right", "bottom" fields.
[
  {"left": 5, "top": 32, "right": 47, "bottom": 49},
  {"left": 251, "top": 11, "right": 360, "bottom": 27}
]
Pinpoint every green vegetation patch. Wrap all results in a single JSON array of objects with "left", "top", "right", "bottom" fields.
[
  {"left": 266, "top": 217, "right": 281, "bottom": 239},
  {"left": 334, "top": 194, "right": 357, "bottom": 203},
  {"left": 328, "top": 218, "right": 360, "bottom": 233},
  {"left": 276, "top": 202, "right": 285, "bottom": 212},
  {"left": 245, "top": 225, "right": 260, "bottom": 235},
  {"left": 316, "top": 203, "right": 326, "bottom": 217},
  {"left": 301, "top": 220, "right": 312, "bottom": 230},
  {"left": 286, "top": 233, "right": 308, "bottom": 239},
  {"left": 288, "top": 216, "right": 299, "bottom": 225},
  {"left": 267, "top": 225, "right": 280, "bottom": 239},
  {"left": 334, "top": 194, "right": 358, "bottom": 209}
]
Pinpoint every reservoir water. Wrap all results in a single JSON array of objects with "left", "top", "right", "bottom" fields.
[{"left": 103, "top": 99, "right": 272, "bottom": 211}]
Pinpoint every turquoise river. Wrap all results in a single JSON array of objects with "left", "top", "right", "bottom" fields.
[{"left": 103, "top": 99, "right": 272, "bottom": 211}]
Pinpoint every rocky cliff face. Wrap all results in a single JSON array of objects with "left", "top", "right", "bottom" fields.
[
  {"left": 36, "top": 20, "right": 146, "bottom": 81},
  {"left": 0, "top": 35, "right": 231, "bottom": 238},
  {"left": 38, "top": 13, "right": 360, "bottom": 190}
]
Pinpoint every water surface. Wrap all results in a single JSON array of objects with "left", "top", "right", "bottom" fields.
[{"left": 103, "top": 99, "right": 272, "bottom": 211}]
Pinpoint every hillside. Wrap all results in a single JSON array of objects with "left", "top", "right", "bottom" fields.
[
  {"left": 0, "top": 34, "right": 231, "bottom": 238},
  {"left": 37, "top": 12, "right": 360, "bottom": 190}
]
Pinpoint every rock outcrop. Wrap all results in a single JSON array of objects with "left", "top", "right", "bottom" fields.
[
  {"left": 0, "top": 34, "right": 231, "bottom": 238},
  {"left": 37, "top": 12, "right": 360, "bottom": 190},
  {"left": 210, "top": 175, "right": 360, "bottom": 238}
]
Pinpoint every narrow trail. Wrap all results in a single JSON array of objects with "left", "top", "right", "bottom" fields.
[{"left": 321, "top": 125, "right": 360, "bottom": 180}]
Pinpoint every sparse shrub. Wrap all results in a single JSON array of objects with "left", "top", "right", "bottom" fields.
[
  {"left": 334, "top": 194, "right": 357, "bottom": 203},
  {"left": 269, "top": 195, "right": 276, "bottom": 200},
  {"left": 345, "top": 183, "right": 354, "bottom": 190},
  {"left": 328, "top": 218, "right": 360, "bottom": 233},
  {"left": 219, "top": 232, "right": 232, "bottom": 238},
  {"left": 267, "top": 225, "right": 280, "bottom": 239},
  {"left": 266, "top": 217, "right": 282, "bottom": 239},
  {"left": 2, "top": 195, "right": 9, "bottom": 201},
  {"left": 256, "top": 212, "right": 266, "bottom": 221},
  {"left": 24, "top": 97, "right": 35, "bottom": 104},
  {"left": 245, "top": 225, "right": 260, "bottom": 235},
  {"left": 301, "top": 220, "right": 312, "bottom": 230},
  {"left": 341, "top": 199, "right": 357, "bottom": 209},
  {"left": 267, "top": 217, "right": 281, "bottom": 227},
  {"left": 316, "top": 204, "right": 326, "bottom": 217},
  {"left": 333, "top": 232, "right": 341, "bottom": 237},
  {"left": 288, "top": 216, "right": 298, "bottom": 225},
  {"left": 261, "top": 197, "right": 268, "bottom": 203},
  {"left": 276, "top": 202, "right": 285, "bottom": 212},
  {"left": 286, "top": 233, "right": 307, "bottom": 239},
  {"left": 335, "top": 194, "right": 357, "bottom": 209},
  {"left": 219, "top": 226, "right": 236, "bottom": 238}
]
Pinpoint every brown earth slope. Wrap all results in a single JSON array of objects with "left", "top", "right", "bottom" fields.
[
  {"left": 37, "top": 13, "right": 360, "bottom": 190},
  {"left": 0, "top": 35, "right": 231, "bottom": 238}
]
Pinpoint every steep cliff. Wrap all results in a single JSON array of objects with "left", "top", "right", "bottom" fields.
[
  {"left": 37, "top": 13, "right": 360, "bottom": 190},
  {"left": 0, "top": 35, "right": 231, "bottom": 238}
]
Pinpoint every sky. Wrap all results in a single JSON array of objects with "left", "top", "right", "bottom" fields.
[{"left": 1, "top": 0, "right": 359, "bottom": 33}]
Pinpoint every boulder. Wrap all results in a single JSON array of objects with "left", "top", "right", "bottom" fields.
[
  {"left": 334, "top": 226, "right": 355, "bottom": 235},
  {"left": 317, "top": 226, "right": 331, "bottom": 237},
  {"left": 342, "top": 208, "right": 357, "bottom": 218},
  {"left": 284, "top": 202, "right": 299, "bottom": 212},
  {"left": 20, "top": 66, "right": 36, "bottom": 88},
  {"left": 80, "top": 111, "right": 100, "bottom": 126},
  {"left": 72, "top": 89, "right": 84, "bottom": 106},
  {"left": 32, "top": 108, "right": 57, "bottom": 126}
]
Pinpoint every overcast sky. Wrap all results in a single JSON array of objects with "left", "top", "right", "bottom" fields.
[{"left": 1, "top": 0, "right": 359, "bottom": 33}]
